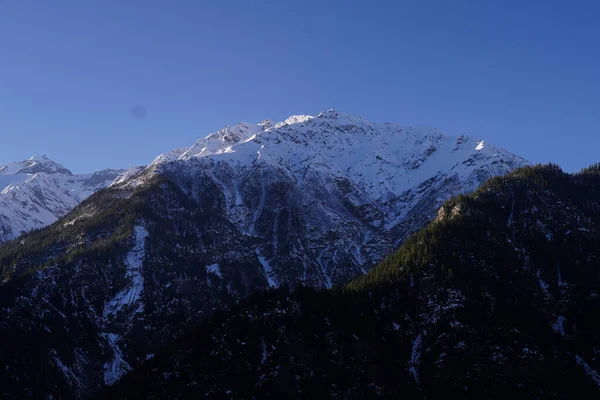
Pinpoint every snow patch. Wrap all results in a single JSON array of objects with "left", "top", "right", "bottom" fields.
[
  {"left": 536, "top": 270, "right": 549, "bottom": 295},
  {"left": 316, "top": 248, "right": 333, "bottom": 289},
  {"left": 408, "top": 332, "right": 423, "bottom": 385},
  {"left": 103, "top": 225, "right": 148, "bottom": 318},
  {"left": 261, "top": 338, "right": 268, "bottom": 365},
  {"left": 557, "top": 263, "right": 567, "bottom": 287},
  {"left": 507, "top": 197, "right": 515, "bottom": 227},
  {"left": 553, "top": 315, "right": 566, "bottom": 336},
  {"left": 99, "top": 225, "right": 147, "bottom": 386},
  {"left": 100, "top": 333, "right": 131, "bottom": 385},
  {"left": 50, "top": 349, "right": 79, "bottom": 386},
  {"left": 576, "top": 355, "right": 600, "bottom": 386},
  {"left": 256, "top": 249, "right": 277, "bottom": 287},
  {"left": 206, "top": 263, "right": 222, "bottom": 278}
]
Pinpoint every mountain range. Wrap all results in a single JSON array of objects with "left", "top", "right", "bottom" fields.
[
  {"left": 0, "top": 110, "right": 532, "bottom": 399},
  {"left": 0, "top": 155, "right": 122, "bottom": 244}
]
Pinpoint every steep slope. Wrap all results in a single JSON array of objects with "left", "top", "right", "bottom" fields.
[
  {"left": 0, "top": 155, "right": 123, "bottom": 243},
  {"left": 0, "top": 111, "right": 526, "bottom": 399},
  {"left": 103, "top": 164, "right": 600, "bottom": 399}
]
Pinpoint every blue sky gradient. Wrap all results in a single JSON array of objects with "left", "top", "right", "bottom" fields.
[{"left": 1, "top": 0, "right": 599, "bottom": 173}]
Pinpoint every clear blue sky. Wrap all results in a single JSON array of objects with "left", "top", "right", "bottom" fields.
[{"left": 1, "top": 0, "right": 599, "bottom": 173}]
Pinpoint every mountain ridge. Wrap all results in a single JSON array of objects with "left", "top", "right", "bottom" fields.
[{"left": 113, "top": 109, "right": 528, "bottom": 287}]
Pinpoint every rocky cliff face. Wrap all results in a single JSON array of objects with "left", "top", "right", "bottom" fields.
[{"left": 0, "top": 111, "right": 527, "bottom": 398}]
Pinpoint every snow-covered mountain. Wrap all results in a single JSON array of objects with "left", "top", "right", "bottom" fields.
[
  {"left": 0, "top": 110, "right": 528, "bottom": 398},
  {"left": 119, "top": 109, "right": 528, "bottom": 287},
  {"left": 0, "top": 155, "right": 123, "bottom": 243}
]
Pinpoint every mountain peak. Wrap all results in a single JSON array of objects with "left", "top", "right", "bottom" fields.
[
  {"left": 24, "top": 155, "right": 72, "bottom": 175},
  {"left": 0, "top": 155, "right": 72, "bottom": 176}
]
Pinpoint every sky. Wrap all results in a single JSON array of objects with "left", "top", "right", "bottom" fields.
[{"left": 1, "top": 0, "right": 599, "bottom": 173}]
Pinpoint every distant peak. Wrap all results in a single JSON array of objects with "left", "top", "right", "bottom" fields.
[{"left": 28, "top": 154, "right": 52, "bottom": 163}]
